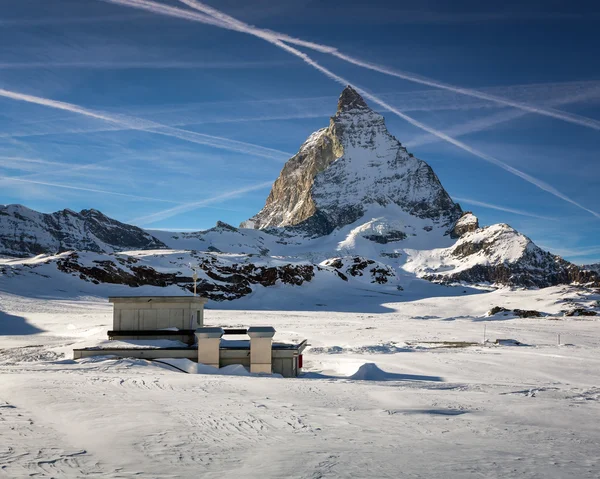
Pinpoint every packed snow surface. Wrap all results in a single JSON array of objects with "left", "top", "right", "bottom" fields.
[{"left": 1, "top": 283, "right": 599, "bottom": 478}]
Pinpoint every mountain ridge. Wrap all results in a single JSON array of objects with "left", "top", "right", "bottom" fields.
[{"left": 0, "top": 204, "right": 166, "bottom": 257}]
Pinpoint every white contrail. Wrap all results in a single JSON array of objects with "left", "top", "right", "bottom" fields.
[
  {"left": 166, "top": 0, "right": 600, "bottom": 220},
  {"left": 0, "top": 156, "right": 110, "bottom": 172},
  {"left": 8, "top": 81, "right": 597, "bottom": 141},
  {"left": 0, "top": 176, "right": 183, "bottom": 203},
  {"left": 130, "top": 181, "right": 273, "bottom": 225},
  {"left": 453, "top": 197, "right": 557, "bottom": 221},
  {"left": 406, "top": 85, "right": 600, "bottom": 148},
  {"left": 112, "top": 0, "right": 600, "bottom": 132},
  {"left": 326, "top": 52, "right": 600, "bottom": 131},
  {"left": 0, "top": 88, "right": 290, "bottom": 161}
]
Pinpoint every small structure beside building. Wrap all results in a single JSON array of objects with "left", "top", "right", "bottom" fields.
[{"left": 74, "top": 296, "right": 306, "bottom": 378}]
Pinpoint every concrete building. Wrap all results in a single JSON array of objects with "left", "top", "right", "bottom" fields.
[
  {"left": 73, "top": 296, "right": 306, "bottom": 378},
  {"left": 110, "top": 296, "right": 208, "bottom": 331}
]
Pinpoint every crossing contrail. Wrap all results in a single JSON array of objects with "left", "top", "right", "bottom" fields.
[
  {"left": 166, "top": 0, "right": 600, "bottom": 220},
  {"left": 98, "top": 0, "right": 600, "bottom": 132},
  {"left": 0, "top": 88, "right": 290, "bottom": 161},
  {"left": 179, "top": 0, "right": 600, "bottom": 130},
  {"left": 406, "top": 84, "right": 600, "bottom": 148}
]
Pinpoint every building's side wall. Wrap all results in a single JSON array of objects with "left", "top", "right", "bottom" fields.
[
  {"left": 112, "top": 300, "right": 203, "bottom": 330},
  {"left": 73, "top": 349, "right": 196, "bottom": 360}
]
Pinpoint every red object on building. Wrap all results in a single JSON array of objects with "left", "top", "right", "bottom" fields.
[{"left": 298, "top": 354, "right": 303, "bottom": 369}]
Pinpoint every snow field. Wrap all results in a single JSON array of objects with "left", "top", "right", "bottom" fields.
[{"left": 1, "top": 285, "right": 599, "bottom": 477}]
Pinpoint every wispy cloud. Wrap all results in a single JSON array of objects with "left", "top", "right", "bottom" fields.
[
  {"left": 0, "top": 60, "right": 291, "bottom": 70},
  {"left": 0, "top": 155, "right": 112, "bottom": 173},
  {"left": 0, "top": 88, "right": 291, "bottom": 161},
  {"left": 130, "top": 181, "right": 273, "bottom": 225},
  {"left": 536, "top": 245, "right": 600, "bottom": 259},
  {"left": 453, "top": 197, "right": 558, "bottom": 221},
  {"left": 159, "top": 0, "right": 600, "bottom": 221},
  {"left": 0, "top": 176, "right": 183, "bottom": 204}
]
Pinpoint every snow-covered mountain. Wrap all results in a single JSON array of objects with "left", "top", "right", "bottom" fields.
[
  {"left": 0, "top": 204, "right": 166, "bottom": 257},
  {"left": 242, "top": 86, "right": 462, "bottom": 237},
  {"left": 1, "top": 87, "right": 598, "bottom": 299}
]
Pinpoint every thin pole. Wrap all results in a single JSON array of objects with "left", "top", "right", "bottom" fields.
[
  {"left": 557, "top": 333, "right": 561, "bottom": 346},
  {"left": 483, "top": 324, "right": 487, "bottom": 344},
  {"left": 190, "top": 264, "right": 198, "bottom": 297}
]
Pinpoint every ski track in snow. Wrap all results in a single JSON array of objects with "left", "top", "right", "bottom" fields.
[{"left": 1, "top": 286, "right": 599, "bottom": 478}]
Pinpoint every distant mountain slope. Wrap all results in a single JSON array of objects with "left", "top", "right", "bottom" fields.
[
  {"left": 404, "top": 222, "right": 599, "bottom": 288},
  {"left": 0, "top": 205, "right": 166, "bottom": 257},
  {"left": 583, "top": 264, "right": 600, "bottom": 274}
]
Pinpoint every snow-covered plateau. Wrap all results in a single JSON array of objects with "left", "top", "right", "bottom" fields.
[{"left": 1, "top": 86, "right": 599, "bottom": 477}]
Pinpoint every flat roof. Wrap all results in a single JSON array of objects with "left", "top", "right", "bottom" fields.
[
  {"left": 109, "top": 296, "right": 208, "bottom": 303},
  {"left": 220, "top": 339, "right": 307, "bottom": 351}
]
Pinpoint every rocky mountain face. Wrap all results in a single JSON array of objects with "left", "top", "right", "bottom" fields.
[
  {"left": 0, "top": 205, "right": 166, "bottom": 257},
  {"left": 242, "top": 86, "right": 462, "bottom": 236}
]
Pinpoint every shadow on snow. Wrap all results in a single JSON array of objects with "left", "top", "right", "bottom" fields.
[{"left": 0, "top": 310, "right": 44, "bottom": 335}]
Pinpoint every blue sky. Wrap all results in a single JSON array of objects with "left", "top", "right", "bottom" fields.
[{"left": 0, "top": 0, "right": 599, "bottom": 264}]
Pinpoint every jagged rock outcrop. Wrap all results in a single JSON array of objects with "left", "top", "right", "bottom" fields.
[
  {"left": 242, "top": 86, "right": 462, "bottom": 236},
  {"left": 451, "top": 212, "right": 479, "bottom": 238},
  {"left": 0, "top": 204, "right": 166, "bottom": 257},
  {"left": 321, "top": 256, "right": 396, "bottom": 284}
]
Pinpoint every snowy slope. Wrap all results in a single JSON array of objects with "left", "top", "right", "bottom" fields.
[{"left": 0, "top": 248, "right": 403, "bottom": 303}]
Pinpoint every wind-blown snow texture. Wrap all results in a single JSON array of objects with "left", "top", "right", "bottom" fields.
[{"left": 1, "top": 87, "right": 598, "bottom": 297}]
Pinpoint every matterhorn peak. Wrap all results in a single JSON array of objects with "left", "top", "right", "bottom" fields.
[
  {"left": 337, "top": 85, "right": 369, "bottom": 113},
  {"left": 242, "top": 86, "right": 462, "bottom": 236}
]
